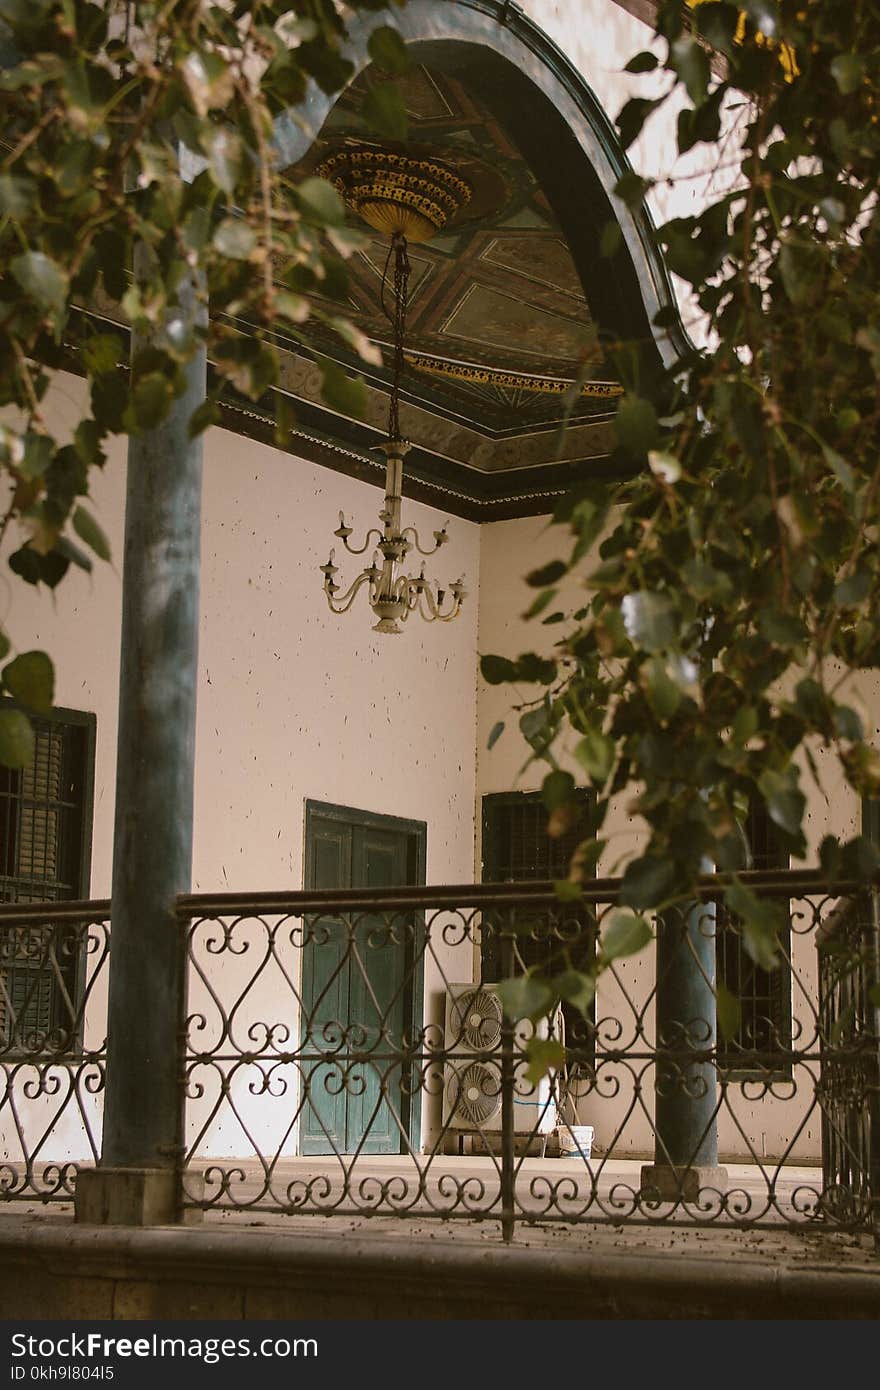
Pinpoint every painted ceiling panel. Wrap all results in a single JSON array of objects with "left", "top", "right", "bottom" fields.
[{"left": 278, "top": 61, "right": 630, "bottom": 515}]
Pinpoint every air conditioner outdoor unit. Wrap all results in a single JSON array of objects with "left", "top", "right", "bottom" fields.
[{"left": 441, "top": 982, "right": 557, "bottom": 1137}]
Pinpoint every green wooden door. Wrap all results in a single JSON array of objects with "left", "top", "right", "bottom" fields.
[{"left": 300, "top": 807, "right": 421, "bottom": 1155}]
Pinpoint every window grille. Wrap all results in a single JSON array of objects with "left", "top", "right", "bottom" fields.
[
  {"left": 0, "top": 708, "right": 95, "bottom": 1049},
  {"left": 716, "top": 800, "right": 791, "bottom": 1071},
  {"left": 480, "top": 790, "right": 596, "bottom": 1064}
]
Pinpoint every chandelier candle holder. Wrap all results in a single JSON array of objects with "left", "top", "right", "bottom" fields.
[{"left": 316, "top": 143, "right": 471, "bottom": 633}]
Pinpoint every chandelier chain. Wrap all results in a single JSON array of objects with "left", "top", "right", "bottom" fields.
[{"left": 381, "top": 231, "right": 411, "bottom": 444}]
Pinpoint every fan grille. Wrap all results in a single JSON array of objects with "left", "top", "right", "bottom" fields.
[
  {"left": 447, "top": 1062, "right": 501, "bottom": 1126},
  {"left": 452, "top": 988, "right": 503, "bottom": 1049}
]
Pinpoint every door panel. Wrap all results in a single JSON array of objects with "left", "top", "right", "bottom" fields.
[
  {"left": 300, "top": 808, "right": 422, "bottom": 1156},
  {"left": 300, "top": 825, "right": 350, "bottom": 1155},
  {"left": 347, "top": 828, "right": 408, "bottom": 1153}
]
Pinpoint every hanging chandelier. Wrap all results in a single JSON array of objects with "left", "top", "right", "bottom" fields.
[{"left": 316, "top": 145, "right": 471, "bottom": 634}]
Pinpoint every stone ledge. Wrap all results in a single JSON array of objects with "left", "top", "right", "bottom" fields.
[{"left": 0, "top": 1214, "right": 877, "bottom": 1320}]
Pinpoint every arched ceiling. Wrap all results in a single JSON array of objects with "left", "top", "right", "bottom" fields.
[{"left": 272, "top": 61, "right": 634, "bottom": 520}]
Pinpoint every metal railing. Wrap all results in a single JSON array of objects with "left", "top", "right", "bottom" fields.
[
  {"left": 817, "top": 893, "right": 880, "bottom": 1226},
  {"left": 176, "top": 874, "right": 880, "bottom": 1235},
  {"left": 1, "top": 875, "right": 878, "bottom": 1241},
  {"left": 0, "top": 898, "right": 109, "bottom": 1202}
]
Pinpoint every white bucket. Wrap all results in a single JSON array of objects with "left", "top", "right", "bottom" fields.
[{"left": 557, "top": 1125, "right": 594, "bottom": 1159}]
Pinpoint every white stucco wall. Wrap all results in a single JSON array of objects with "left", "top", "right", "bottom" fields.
[
  {"left": 475, "top": 513, "right": 877, "bottom": 1163},
  {"left": 0, "top": 371, "right": 481, "bottom": 1163}
]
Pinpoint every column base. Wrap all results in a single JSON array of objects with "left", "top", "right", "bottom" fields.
[
  {"left": 639, "top": 1163, "right": 728, "bottom": 1202},
  {"left": 74, "top": 1167, "right": 204, "bottom": 1226}
]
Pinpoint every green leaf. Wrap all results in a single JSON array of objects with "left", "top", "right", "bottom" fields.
[
  {"left": 758, "top": 768, "right": 805, "bottom": 838},
  {"left": 670, "top": 37, "right": 709, "bottom": 105},
  {"left": 743, "top": 0, "right": 780, "bottom": 37},
  {"left": 362, "top": 83, "right": 408, "bottom": 141},
  {"left": 9, "top": 545, "right": 68, "bottom": 589},
  {"left": 204, "top": 127, "right": 243, "bottom": 196},
  {"left": 72, "top": 507, "right": 111, "bottom": 563},
  {"left": 524, "top": 1036, "right": 566, "bottom": 1085},
  {"left": 319, "top": 362, "right": 367, "bottom": 419},
  {"left": 487, "top": 720, "right": 505, "bottom": 751},
  {"left": 555, "top": 970, "right": 595, "bottom": 1015},
  {"left": 619, "top": 855, "right": 676, "bottom": 910},
  {"left": 55, "top": 537, "right": 92, "bottom": 575},
  {"left": 519, "top": 705, "right": 552, "bottom": 755},
  {"left": 694, "top": 2, "right": 738, "bottom": 54},
  {"left": 834, "top": 570, "right": 871, "bottom": 608},
  {"left": 2, "top": 650, "right": 54, "bottom": 713},
  {"left": 297, "top": 176, "right": 346, "bottom": 227},
  {"left": 758, "top": 609, "right": 806, "bottom": 646},
  {"left": 496, "top": 973, "right": 555, "bottom": 1023},
  {"left": 480, "top": 654, "right": 517, "bottom": 685},
  {"left": 648, "top": 450, "right": 681, "bottom": 484},
  {"left": 716, "top": 981, "right": 742, "bottom": 1043},
  {"left": 367, "top": 25, "right": 410, "bottom": 75},
  {"left": 839, "top": 834, "right": 880, "bottom": 881},
  {"left": 10, "top": 251, "right": 68, "bottom": 320},
  {"left": 574, "top": 731, "right": 615, "bottom": 786},
  {"left": 600, "top": 220, "right": 622, "bottom": 258},
  {"left": 19, "top": 433, "right": 53, "bottom": 481},
  {"left": 613, "top": 171, "right": 653, "bottom": 206},
  {"left": 0, "top": 173, "right": 36, "bottom": 216},
  {"left": 188, "top": 398, "right": 221, "bottom": 439},
  {"left": 553, "top": 880, "right": 583, "bottom": 904},
  {"left": 683, "top": 559, "right": 733, "bottom": 602},
  {"left": 823, "top": 445, "right": 855, "bottom": 492},
  {"left": 832, "top": 704, "right": 863, "bottom": 743},
  {"left": 0, "top": 708, "right": 34, "bottom": 770},
  {"left": 831, "top": 54, "right": 864, "bottom": 96},
  {"left": 640, "top": 656, "right": 682, "bottom": 721},
  {"left": 725, "top": 877, "right": 782, "bottom": 971},
  {"left": 615, "top": 395, "right": 658, "bottom": 456},
  {"left": 621, "top": 591, "right": 678, "bottom": 651},
  {"left": 542, "top": 769, "right": 576, "bottom": 812},
  {"left": 212, "top": 217, "right": 256, "bottom": 260},
  {"left": 0, "top": 631, "right": 9, "bottom": 663},
  {"left": 601, "top": 909, "right": 653, "bottom": 961},
  {"left": 127, "top": 373, "right": 173, "bottom": 431},
  {"left": 81, "top": 333, "right": 124, "bottom": 377}
]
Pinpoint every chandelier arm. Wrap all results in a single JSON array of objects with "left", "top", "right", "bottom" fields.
[
  {"left": 435, "top": 596, "right": 464, "bottom": 623},
  {"left": 399, "top": 526, "right": 445, "bottom": 558},
  {"left": 417, "top": 583, "right": 463, "bottom": 624},
  {"left": 324, "top": 570, "right": 374, "bottom": 614},
  {"left": 338, "top": 527, "right": 385, "bottom": 557},
  {"left": 416, "top": 583, "right": 440, "bottom": 622}
]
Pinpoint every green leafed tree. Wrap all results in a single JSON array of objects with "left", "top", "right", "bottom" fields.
[
  {"left": 0, "top": 0, "right": 407, "bottom": 750},
  {"left": 481, "top": 0, "right": 880, "bottom": 1008}
]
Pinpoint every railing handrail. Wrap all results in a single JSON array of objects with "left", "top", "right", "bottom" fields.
[
  {"left": 0, "top": 869, "right": 871, "bottom": 926},
  {"left": 0, "top": 898, "right": 111, "bottom": 923},
  {"left": 176, "top": 869, "right": 871, "bottom": 917}
]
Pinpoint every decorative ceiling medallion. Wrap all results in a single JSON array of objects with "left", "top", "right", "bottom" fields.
[
  {"left": 316, "top": 144, "right": 472, "bottom": 244},
  {"left": 404, "top": 351, "right": 624, "bottom": 399}
]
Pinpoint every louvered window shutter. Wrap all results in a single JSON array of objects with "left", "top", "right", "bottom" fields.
[
  {"left": 0, "top": 710, "right": 94, "bottom": 1049},
  {"left": 480, "top": 791, "right": 597, "bottom": 1063}
]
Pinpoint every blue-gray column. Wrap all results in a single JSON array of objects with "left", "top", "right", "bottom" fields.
[
  {"left": 101, "top": 265, "right": 205, "bottom": 1171},
  {"left": 653, "top": 898, "right": 719, "bottom": 1169}
]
